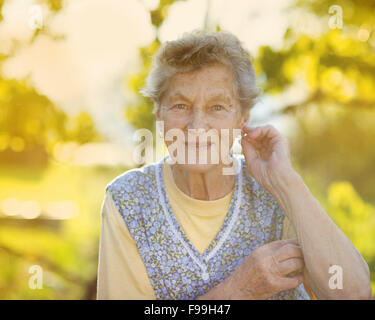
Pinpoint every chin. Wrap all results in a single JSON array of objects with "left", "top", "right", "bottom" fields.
[
  {"left": 176, "top": 162, "right": 218, "bottom": 173},
  {"left": 169, "top": 145, "right": 228, "bottom": 173}
]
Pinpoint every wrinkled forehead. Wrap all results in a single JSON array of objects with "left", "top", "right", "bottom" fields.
[{"left": 162, "top": 63, "right": 236, "bottom": 104}]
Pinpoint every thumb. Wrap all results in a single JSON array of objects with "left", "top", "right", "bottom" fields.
[
  {"left": 265, "top": 239, "right": 293, "bottom": 250},
  {"left": 241, "top": 137, "right": 258, "bottom": 163}
]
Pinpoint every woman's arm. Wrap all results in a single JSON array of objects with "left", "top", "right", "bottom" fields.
[
  {"left": 270, "top": 168, "right": 371, "bottom": 300},
  {"left": 97, "top": 192, "right": 156, "bottom": 300},
  {"left": 240, "top": 124, "right": 371, "bottom": 300},
  {"left": 282, "top": 217, "right": 317, "bottom": 299}
]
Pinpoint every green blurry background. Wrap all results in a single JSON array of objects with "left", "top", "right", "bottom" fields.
[{"left": 0, "top": 0, "right": 374, "bottom": 299}]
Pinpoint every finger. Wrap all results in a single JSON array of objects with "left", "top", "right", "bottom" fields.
[
  {"left": 277, "top": 273, "right": 304, "bottom": 291},
  {"left": 275, "top": 243, "right": 303, "bottom": 262},
  {"left": 241, "top": 127, "right": 260, "bottom": 145},
  {"left": 241, "top": 137, "right": 259, "bottom": 162},
  {"left": 258, "top": 125, "right": 280, "bottom": 141},
  {"left": 242, "top": 126, "right": 264, "bottom": 145},
  {"left": 275, "top": 257, "right": 305, "bottom": 276},
  {"left": 243, "top": 124, "right": 275, "bottom": 140},
  {"left": 243, "top": 125, "right": 281, "bottom": 152},
  {"left": 253, "top": 239, "right": 300, "bottom": 258},
  {"left": 242, "top": 125, "right": 258, "bottom": 136},
  {"left": 269, "top": 135, "right": 283, "bottom": 149},
  {"left": 242, "top": 137, "right": 263, "bottom": 155},
  {"left": 263, "top": 239, "right": 295, "bottom": 251}
]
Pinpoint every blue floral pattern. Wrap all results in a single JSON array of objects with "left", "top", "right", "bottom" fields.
[{"left": 106, "top": 155, "right": 310, "bottom": 300}]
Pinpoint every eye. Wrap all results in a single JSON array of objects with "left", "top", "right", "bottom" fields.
[
  {"left": 173, "top": 104, "right": 188, "bottom": 110},
  {"left": 212, "top": 104, "right": 224, "bottom": 111}
]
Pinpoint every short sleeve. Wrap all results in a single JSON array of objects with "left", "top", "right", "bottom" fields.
[{"left": 97, "top": 191, "right": 156, "bottom": 299}]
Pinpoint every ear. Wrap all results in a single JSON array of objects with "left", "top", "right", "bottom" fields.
[
  {"left": 240, "top": 110, "right": 250, "bottom": 128},
  {"left": 155, "top": 103, "right": 161, "bottom": 121}
]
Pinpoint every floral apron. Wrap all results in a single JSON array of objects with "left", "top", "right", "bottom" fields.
[{"left": 106, "top": 155, "right": 310, "bottom": 300}]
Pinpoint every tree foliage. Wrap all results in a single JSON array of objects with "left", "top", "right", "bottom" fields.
[
  {"left": 254, "top": 0, "right": 375, "bottom": 201},
  {"left": 124, "top": 0, "right": 185, "bottom": 132},
  {"left": 0, "top": 1, "right": 102, "bottom": 163}
]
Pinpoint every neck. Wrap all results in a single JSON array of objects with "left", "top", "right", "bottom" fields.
[{"left": 170, "top": 163, "right": 235, "bottom": 201}]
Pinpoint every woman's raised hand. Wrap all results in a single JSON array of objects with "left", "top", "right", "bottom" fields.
[{"left": 240, "top": 124, "right": 295, "bottom": 193}]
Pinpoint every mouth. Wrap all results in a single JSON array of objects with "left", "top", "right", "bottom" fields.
[{"left": 185, "top": 142, "right": 212, "bottom": 149}]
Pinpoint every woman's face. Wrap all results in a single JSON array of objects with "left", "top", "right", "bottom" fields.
[{"left": 156, "top": 63, "right": 249, "bottom": 172}]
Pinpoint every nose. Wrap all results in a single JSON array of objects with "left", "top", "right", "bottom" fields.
[{"left": 187, "top": 108, "right": 209, "bottom": 131}]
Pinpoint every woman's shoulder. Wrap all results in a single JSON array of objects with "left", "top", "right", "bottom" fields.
[{"left": 105, "top": 161, "right": 159, "bottom": 195}]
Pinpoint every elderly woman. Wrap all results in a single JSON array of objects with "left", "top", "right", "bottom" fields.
[{"left": 97, "top": 30, "right": 371, "bottom": 300}]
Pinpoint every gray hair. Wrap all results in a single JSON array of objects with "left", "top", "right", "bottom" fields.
[{"left": 140, "top": 29, "right": 260, "bottom": 114}]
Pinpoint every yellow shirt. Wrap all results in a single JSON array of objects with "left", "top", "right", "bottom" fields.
[{"left": 97, "top": 162, "right": 311, "bottom": 299}]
